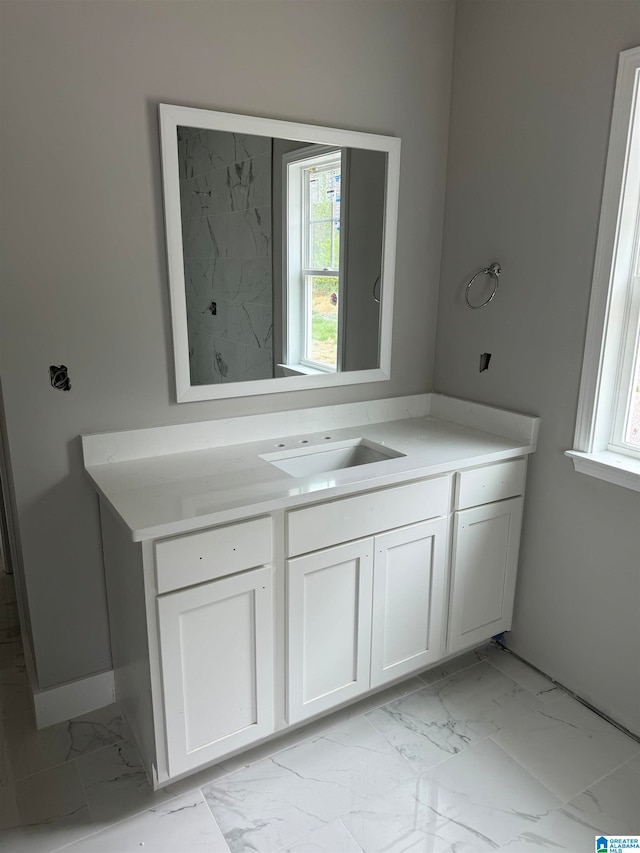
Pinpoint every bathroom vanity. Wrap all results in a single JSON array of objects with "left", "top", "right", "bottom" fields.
[{"left": 83, "top": 394, "right": 539, "bottom": 788}]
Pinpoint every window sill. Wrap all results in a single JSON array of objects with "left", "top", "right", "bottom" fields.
[
  {"left": 277, "top": 363, "right": 333, "bottom": 377},
  {"left": 565, "top": 449, "right": 640, "bottom": 491}
]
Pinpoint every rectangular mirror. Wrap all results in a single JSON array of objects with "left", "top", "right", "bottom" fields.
[{"left": 159, "top": 104, "right": 400, "bottom": 402}]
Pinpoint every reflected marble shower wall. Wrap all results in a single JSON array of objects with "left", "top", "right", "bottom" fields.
[{"left": 178, "top": 127, "right": 273, "bottom": 385}]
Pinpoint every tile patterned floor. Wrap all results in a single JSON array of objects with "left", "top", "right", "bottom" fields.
[{"left": 1, "top": 569, "right": 639, "bottom": 852}]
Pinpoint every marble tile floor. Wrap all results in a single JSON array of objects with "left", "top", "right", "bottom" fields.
[{"left": 1, "top": 568, "right": 638, "bottom": 852}]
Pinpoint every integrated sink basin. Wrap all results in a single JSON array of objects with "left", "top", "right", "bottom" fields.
[{"left": 260, "top": 438, "right": 406, "bottom": 478}]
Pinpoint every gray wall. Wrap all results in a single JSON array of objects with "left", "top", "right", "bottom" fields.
[
  {"left": 0, "top": 1, "right": 455, "bottom": 688},
  {"left": 343, "top": 149, "right": 385, "bottom": 372},
  {"left": 436, "top": 0, "right": 640, "bottom": 733}
]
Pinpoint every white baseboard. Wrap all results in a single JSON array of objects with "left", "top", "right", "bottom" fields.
[{"left": 33, "top": 669, "right": 115, "bottom": 729}]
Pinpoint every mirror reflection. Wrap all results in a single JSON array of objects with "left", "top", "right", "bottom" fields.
[
  {"left": 159, "top": 104, "right": 400, "bottom": 402},
  {"left": 177, "top": 126, "right": 386, "bottom": 386}
]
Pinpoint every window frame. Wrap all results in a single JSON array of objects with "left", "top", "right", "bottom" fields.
[
  {"left": 567, "top": 46, "right": 640, "bottom": 491},
  {"left": 283, "top": 145, "right": 348, "bottom": 374},
  {"left": 609, "top": 248, "right": 640, "bottom": 455}
]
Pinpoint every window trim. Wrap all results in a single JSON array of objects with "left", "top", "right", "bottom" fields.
[
  {"left": 282, "top": 145, "right": 348, "bottom": 374},
  {"left": 609, "top": 271, "right": 640, "bottom": 455},
  {"left": 567, "top": 45, "right": 640, "bottom": 491}
]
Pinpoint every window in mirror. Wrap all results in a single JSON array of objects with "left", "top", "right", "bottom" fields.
[{"left": 284, "top": 147, "right": 346, "bottom": 374}]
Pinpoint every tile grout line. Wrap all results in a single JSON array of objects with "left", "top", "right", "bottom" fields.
[
  {"left": 338, "top": 816, "right": 366, "bottom": 853},
  {"left": 357, "top": 650, "right": 639, "bottom": 841},
  {"left": 269, "top": 824, "right": 327, "bottom": 853},
  {"left": 494, "top": 641, "right": 640, "bottom": 744},
  {"left": 416, "top": 656, "right": 486, "bottom": 689},
  {"left": 470, "top": 653, "right": 640, "bottom": 813},
  {"left": 192, "top": 679, "right": 439, "bottom": 849},
  {"left": 198, "top": 787, "right": 234, "bottom": 853},
  {"left": 481, "top": 656, "right": 566, "bottom": 706},
  {"left": 358, "top": 711, "right": 424, "bottom": 777},
  {"left": 39, "top": 758, "right": 98, "bottom": 853},
  {"left": 266, "top": 816, "right": 367, "bottom": 853},
  {"left": 52, "top": 785, "right": 196, "bottom": 853},
  {"left": 562, "top": 753, "right": 640, "bottom": 805},
  {"left": 2, "top": 730, "right": 131, "bottom": 788},
  {"left": 626, "top": 758, "right": 640, "bottom": 776},
  {"left": 485, "top": 732, "right": 570, "bottom": 805},
  {"left": 189, "top": 788, "right": 232, "bottom": 853},
  {"left": 488, "top": 740, "right": 640, "bottom": 851},
  {"left": 73, "top": 742, "right": 181, "bottom": 842},
  {"left": 205, "top": 676, "right": 431, "bottom": 785},
  {"left": 58, "top": 753, "right": 101, "bottom": 852},
  {"left": 53, "top": 787, "right": 229, "bottom": 853},
  {"left": 360, "top": 699, "right": 494, "bottom": 778}
]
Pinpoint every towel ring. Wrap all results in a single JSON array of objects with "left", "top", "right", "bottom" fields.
[{"left": 465, "top": 262, "right": 502, "bottom": 309}]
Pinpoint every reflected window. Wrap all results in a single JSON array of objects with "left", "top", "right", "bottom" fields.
[{"left": 284, "top": 147, "right": 347, "bottom": 373}]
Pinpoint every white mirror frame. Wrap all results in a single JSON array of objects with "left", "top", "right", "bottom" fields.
[{"left": 159, "top": 104, "right": 401, "bottom": 402}]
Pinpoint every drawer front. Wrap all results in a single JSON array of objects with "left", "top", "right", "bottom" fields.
[
  {"left": 455, "top": 458, "right": 526, "bottom": 510},
  {"left": 155, "top": 517, "right": 272, "bottom": 594},
  {"left": 287, "top": 477, "right": 451, "bottom": 557}
]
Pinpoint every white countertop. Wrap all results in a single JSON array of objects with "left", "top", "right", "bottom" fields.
[{"left": 83, "top": 395, "right": 540, "bottom": 541}]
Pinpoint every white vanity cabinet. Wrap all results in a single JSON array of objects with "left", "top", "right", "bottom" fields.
[
  {"left": 285, "top": 478, "right": 449, "bottom": 723},
  {"left": 86, "top": 396, "right": 540, "bottom": 789},
  {"left": 447, "top": 459, "right": 526, "bottom": 654},
  {"left": 99, "top": 461, "right": 529, "bottom": 788}
]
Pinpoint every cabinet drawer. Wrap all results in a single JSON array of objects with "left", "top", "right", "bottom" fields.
[
  {"left": 287, "top": 477, "right": 450, "bottom": 557},
  {"left": 155, "top": 517, "right": 272, "bottom": 594},
  {"left": 455, "top": 458, "right": 525, "bottom": 510}
]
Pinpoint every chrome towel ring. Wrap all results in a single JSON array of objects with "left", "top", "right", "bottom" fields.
[{"left": 465, "top": 262, "right": 502, "bottom": 309}]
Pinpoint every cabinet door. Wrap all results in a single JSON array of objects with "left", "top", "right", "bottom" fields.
[
  {"left": 157, "top": 567, "right": 274, "bottom": 777},
  {"left": 448, "top": 497, "right": 523, "bottom": 654},
  {"left": 287, "top": 540, "right": 373, "bottom": 724},
  {"left": 370, "top": 518, "right": 447, "bottom": 688}
]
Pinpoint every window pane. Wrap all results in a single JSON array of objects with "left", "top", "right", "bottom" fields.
[
  {"left": 306, "top": 161, "right": 341, "bottom": 271},
  {"left": 308, "top": 167, "right": 340, "bottom": 219},
  {"left": 624, "top": 332, "right": 640, "bottom": 447},
  {"left": 309, "top": 221, "right": 333, "bottom": 270},
  {"left": 306, "top": 276, "right": 338, "bottom": 368}
]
